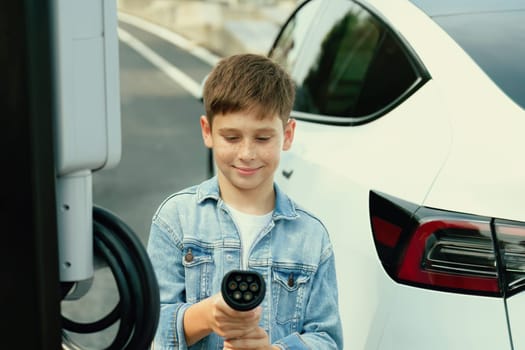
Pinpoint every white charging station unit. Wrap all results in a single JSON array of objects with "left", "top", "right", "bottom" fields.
[{"left": 53, "top": 0, "right": 121, "bottom": 283}]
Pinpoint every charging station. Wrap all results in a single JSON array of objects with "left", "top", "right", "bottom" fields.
[
  {"left": 1, "top": 0, "right": 159, "bottom": 348},
  {"left": 53, "top": 0, "right": 121, "bottom": 285}
]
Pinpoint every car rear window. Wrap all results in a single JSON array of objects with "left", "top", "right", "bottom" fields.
[
  {"left": 271, "top": 0, "right": 426, "bottom": 124},
  {"left": 433, "top": 11, "right": 525, "bottom": 110}
]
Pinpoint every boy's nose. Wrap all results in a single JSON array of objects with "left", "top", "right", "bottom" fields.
[{"left": 239, "top": 140, "right": 255, "bottom": 160}]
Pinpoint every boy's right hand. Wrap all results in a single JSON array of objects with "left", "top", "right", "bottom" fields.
[
  {"left": 183, "top": 292, "right": 262, "bottom": 346},
  {"left": 207, "top": 292, "right": 262, "bottom": 340}
]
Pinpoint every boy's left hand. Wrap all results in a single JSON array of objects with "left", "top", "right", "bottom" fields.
[{"left": 223, "top": 327, "right": 279, "bottom": 350}]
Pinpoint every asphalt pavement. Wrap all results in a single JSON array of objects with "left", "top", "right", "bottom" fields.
[{"left": 117, "top": 0, "right": 299, "bottom": 57}]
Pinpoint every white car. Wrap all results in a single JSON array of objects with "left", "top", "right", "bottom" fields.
[{"left": 268, "top": 0, "right": 525, "bottom": 349}]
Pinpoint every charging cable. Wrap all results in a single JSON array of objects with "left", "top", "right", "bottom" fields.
[{"left": 61, "top": 205, "right": 159, "bottom": 349}]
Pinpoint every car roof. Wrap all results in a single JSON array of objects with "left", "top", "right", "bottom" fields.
[{"left": 408, "top": 0, "right": 525, "bottom": 17}]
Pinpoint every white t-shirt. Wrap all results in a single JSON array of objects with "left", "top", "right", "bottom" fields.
[{"left": 226, "top": 204, "right": 273, "bottom": 268}]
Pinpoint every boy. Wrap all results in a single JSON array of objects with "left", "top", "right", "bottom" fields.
[{"left": 147, "top": 54, "right": 343, "bottom": 349}]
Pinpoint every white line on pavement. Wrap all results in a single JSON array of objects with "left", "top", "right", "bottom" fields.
[
  {"left": 118, "top": 12, "right": 221, "bottom": 66},
  {"left": 118, "top": 28, "right": 203, "bottom": 99}
]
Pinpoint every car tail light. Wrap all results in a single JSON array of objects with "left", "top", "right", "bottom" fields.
[
  {"left": 370, "top": 191, "right": 525, "bottom": 297},
  {"left": 494, "top": 220, "right": 525, "bottom": 295}
]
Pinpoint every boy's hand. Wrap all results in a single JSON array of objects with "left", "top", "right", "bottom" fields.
[
  {"left": 223, "top": 327, "right": 279, "bottom": 350},
  {"left": 208, "top": 293, "right": 262, "bottom": 340}
]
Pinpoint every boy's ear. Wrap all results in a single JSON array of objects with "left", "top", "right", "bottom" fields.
[
  {"left": 200, "top": 115, "right": 213, "bottom": 149},
  {"left": 282, "top": 118, "right": 296, "bottom": 151}
]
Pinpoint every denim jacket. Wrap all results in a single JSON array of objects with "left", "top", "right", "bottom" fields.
[{"left": 147, "top": 177, "right": 343, "bottom": 349}]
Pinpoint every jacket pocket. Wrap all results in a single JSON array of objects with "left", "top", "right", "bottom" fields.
[
  {"left": 272, "top": 266, "right": 313, "bottom": 325},
  {"left": 182, "top": 243, "right": 214, "bottom": 303}
]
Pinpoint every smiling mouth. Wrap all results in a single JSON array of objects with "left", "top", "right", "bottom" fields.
[{"left": 234, "top": 166, "right": 261, "bottom": 175}]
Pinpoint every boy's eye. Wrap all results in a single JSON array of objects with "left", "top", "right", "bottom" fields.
[
  {"left": 224, "top": 136, "right": 240, "bottom": 141},
  {"left": 256, "top": 136, "right": 271, "bottom": 142}
]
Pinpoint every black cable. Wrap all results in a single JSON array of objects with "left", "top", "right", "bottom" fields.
[
  {"left": 94, "top": 221, "right": 136, "bottom": 350},
  {"left": 61, "top": 205, "right": 160, "bottom": 350},
  {"left": 61, "top": 226, "right": 130, "bottom": 335},
  {"left": 93, "top": 205, "right": 160, "bottom": 349}
]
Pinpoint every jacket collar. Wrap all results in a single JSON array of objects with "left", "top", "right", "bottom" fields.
[{"left": 196, "top": 176, "right": 299, "bottom": 220}]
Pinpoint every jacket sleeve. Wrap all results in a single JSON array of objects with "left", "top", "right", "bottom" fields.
[
  {"left": 147, "top": 216, "right": 191, "bottom": 350},
  {"left": 274, "top": 245, "right": 344, "bottom": 349}
]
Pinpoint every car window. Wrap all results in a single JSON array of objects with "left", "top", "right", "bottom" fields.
[
  {"left": 291, "top": 1, "right": 424, "bottom": 123},
  {"left": 269, "top": 0, "right": 322, "bottom": 74}
]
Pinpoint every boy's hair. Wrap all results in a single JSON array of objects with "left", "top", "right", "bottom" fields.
[{"left": 202, "top": 54, "right": 295, "bottom": 127}]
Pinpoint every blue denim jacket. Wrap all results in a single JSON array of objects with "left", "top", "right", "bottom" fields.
[{"left": 147, "top": 177, "right": 343, "bottom": 349}]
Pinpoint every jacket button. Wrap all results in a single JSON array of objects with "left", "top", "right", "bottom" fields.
[
  {"left": 287, "top": 273, "right": 294, "bottom": 287},
  {"left": 185, "top": 249, "right": 193, "bottom": 263}
]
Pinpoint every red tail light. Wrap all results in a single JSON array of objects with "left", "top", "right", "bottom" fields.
[{"left": 370, "top": 191, "right": 525, "bottom": 297}]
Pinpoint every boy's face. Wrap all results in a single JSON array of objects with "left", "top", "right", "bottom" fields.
[{"left": 200, "top": 110, "right": 295, "bottom": 195}]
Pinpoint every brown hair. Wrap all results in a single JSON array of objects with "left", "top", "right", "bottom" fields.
[{"left": 203, "top": 54, "right": 295, "bottom": 128}]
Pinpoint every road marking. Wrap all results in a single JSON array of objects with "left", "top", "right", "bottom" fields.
[
  {"left": 118, "top": 28, "right": 203, "bottom": 99},
  {"left": 118, "top": 12, "right": 221, "bottom": 66}
]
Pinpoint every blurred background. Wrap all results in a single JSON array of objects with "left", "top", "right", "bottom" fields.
[
  {"left": 60, "top": 1, "right": 300, "bottom": 348},
  {"left": 118, "top": 0, "right": 299, "bottom": 56}
]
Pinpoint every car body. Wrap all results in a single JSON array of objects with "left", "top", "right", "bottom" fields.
[{"left": 268, "top": 0, "right": 525, "bottom": 348}]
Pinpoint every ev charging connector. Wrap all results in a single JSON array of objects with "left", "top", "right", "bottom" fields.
[
  {"left": 221, "top": 270, "right": 266, "bottom": 311},
  {"left": 52, "top": 0, "right": 121, "bottom": 284}
]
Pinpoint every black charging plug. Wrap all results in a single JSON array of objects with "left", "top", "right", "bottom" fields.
[{"left": 221, "top": 270, "right": 265, "bottom": 311}]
